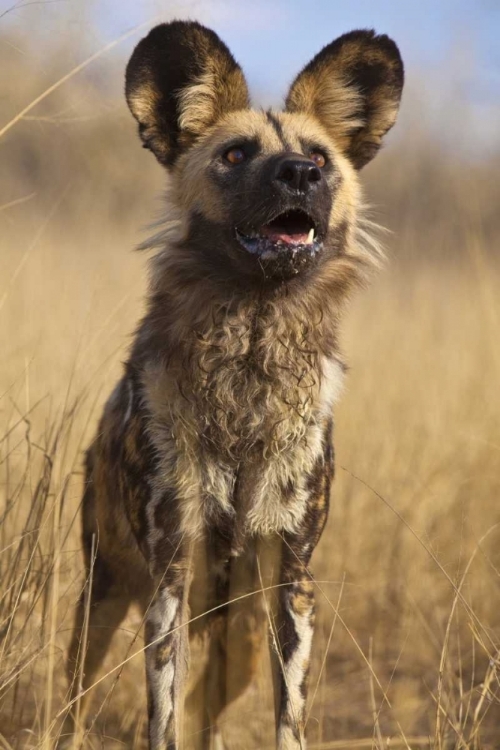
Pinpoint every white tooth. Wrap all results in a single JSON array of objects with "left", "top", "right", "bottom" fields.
[{"left": 306, "top": 228, "right": 314, "bottom": 244}]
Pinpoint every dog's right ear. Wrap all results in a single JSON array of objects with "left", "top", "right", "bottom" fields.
[{"left": 125, "top": 21, "right": 250, "bottom": 167}]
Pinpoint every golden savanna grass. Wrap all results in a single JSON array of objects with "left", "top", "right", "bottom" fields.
[{"left": 1, "top": 17, "right": 500, "bottom": 750}]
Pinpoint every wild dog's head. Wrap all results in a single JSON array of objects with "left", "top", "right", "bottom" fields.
[{"left": 126, "top": 21, "right": 403, "bottom": 286}]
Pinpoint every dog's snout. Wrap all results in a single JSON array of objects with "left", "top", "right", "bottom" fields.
[{"left": 274, "top": 154, "right": 322, "bottom": 193}]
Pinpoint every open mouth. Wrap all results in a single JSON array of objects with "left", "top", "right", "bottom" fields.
[{"left": 236, "top": 209, "right": 322, "bottom": 258}]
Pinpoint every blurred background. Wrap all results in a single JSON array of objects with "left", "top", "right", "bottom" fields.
[{"left": 1, "top": 1, "right": 499, "bottom": 748}]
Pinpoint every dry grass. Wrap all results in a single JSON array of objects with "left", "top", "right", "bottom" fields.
[{"left": 1, "top": 18, "right": 500, "bottom": 750}]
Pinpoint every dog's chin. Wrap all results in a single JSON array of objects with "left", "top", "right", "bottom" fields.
[
  {"left": 236, "top": 231, "right": 323, "bottom": 280},
  {"left": 235, "top": 208, "right": 324, "bottom": 280}
]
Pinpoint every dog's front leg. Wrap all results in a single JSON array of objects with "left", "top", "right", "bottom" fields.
[
  {"left": 273, "top": 423, "right": 333, "bottom": 749},
  {"left": 273, "top": 536, "right": 316, "bottom": 750},
  {"left": 144, "top": 542, "right": 191, "bottom": 750}
]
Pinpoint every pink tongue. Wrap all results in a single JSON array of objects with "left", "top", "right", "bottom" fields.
[{"left": 261, "top": 227, "right": 308, "bottom": 245}]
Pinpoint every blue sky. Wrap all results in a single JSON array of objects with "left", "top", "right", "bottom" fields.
[
  {"left": 3, "top": 0, "right": 499, "bottom": 152},
  {"left": 89, "top": 0, "right": 499, "bottom": 107},
  {"left": 4, "top": 0, "right": 498, "bottom": 103}
]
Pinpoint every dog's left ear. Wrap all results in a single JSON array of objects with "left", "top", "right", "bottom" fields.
[
  {"left": 286, "top": 30, "right": 403, "bottom": 169},
  {"left": 125, "top": 21, "right": 250, "bottom": 166}
]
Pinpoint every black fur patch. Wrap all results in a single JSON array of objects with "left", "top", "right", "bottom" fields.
[
  {"left": 265, "top": 110, "right": 292, "bottom": 150},
  {"left": 126, "top": 21, "right": 249, "bottom": 166}
]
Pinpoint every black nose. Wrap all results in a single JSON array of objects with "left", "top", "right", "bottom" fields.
[{"left": 274, "top": 154, "right": 322, "bottom": 193}]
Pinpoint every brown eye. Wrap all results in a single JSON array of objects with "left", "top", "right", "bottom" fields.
[
  {"left": 225, "top": 147, "right": 246, "bottom": 165},
  {"left": 310, "top": 151, "right": 326, "bottom": 168}
]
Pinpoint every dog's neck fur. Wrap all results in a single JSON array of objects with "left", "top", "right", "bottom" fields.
[
  {"left": 176, "top": 291, "right": 331, "bottom": 462},
  {"left": 130, "top": 234, "right": 367, "bottom": 463}
]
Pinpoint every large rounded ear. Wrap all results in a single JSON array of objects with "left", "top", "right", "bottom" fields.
[
  {"left": 125, "top": 21, "right": 250, "bottom": 167},
  {"left": 285, "top": 30, "right": 403, "bottom": 169}
]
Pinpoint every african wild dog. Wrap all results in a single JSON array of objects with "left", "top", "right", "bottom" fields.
[{"left": 63, "top": 20, "right": 403, "bottom": 750}]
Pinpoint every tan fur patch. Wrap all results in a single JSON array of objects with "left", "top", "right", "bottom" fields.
[
  {"left": 287, "top": 69, "right": 365, "bottom": 154},
  {"left": 178, "top": 65, "right": 248, "bottom": 136}
]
